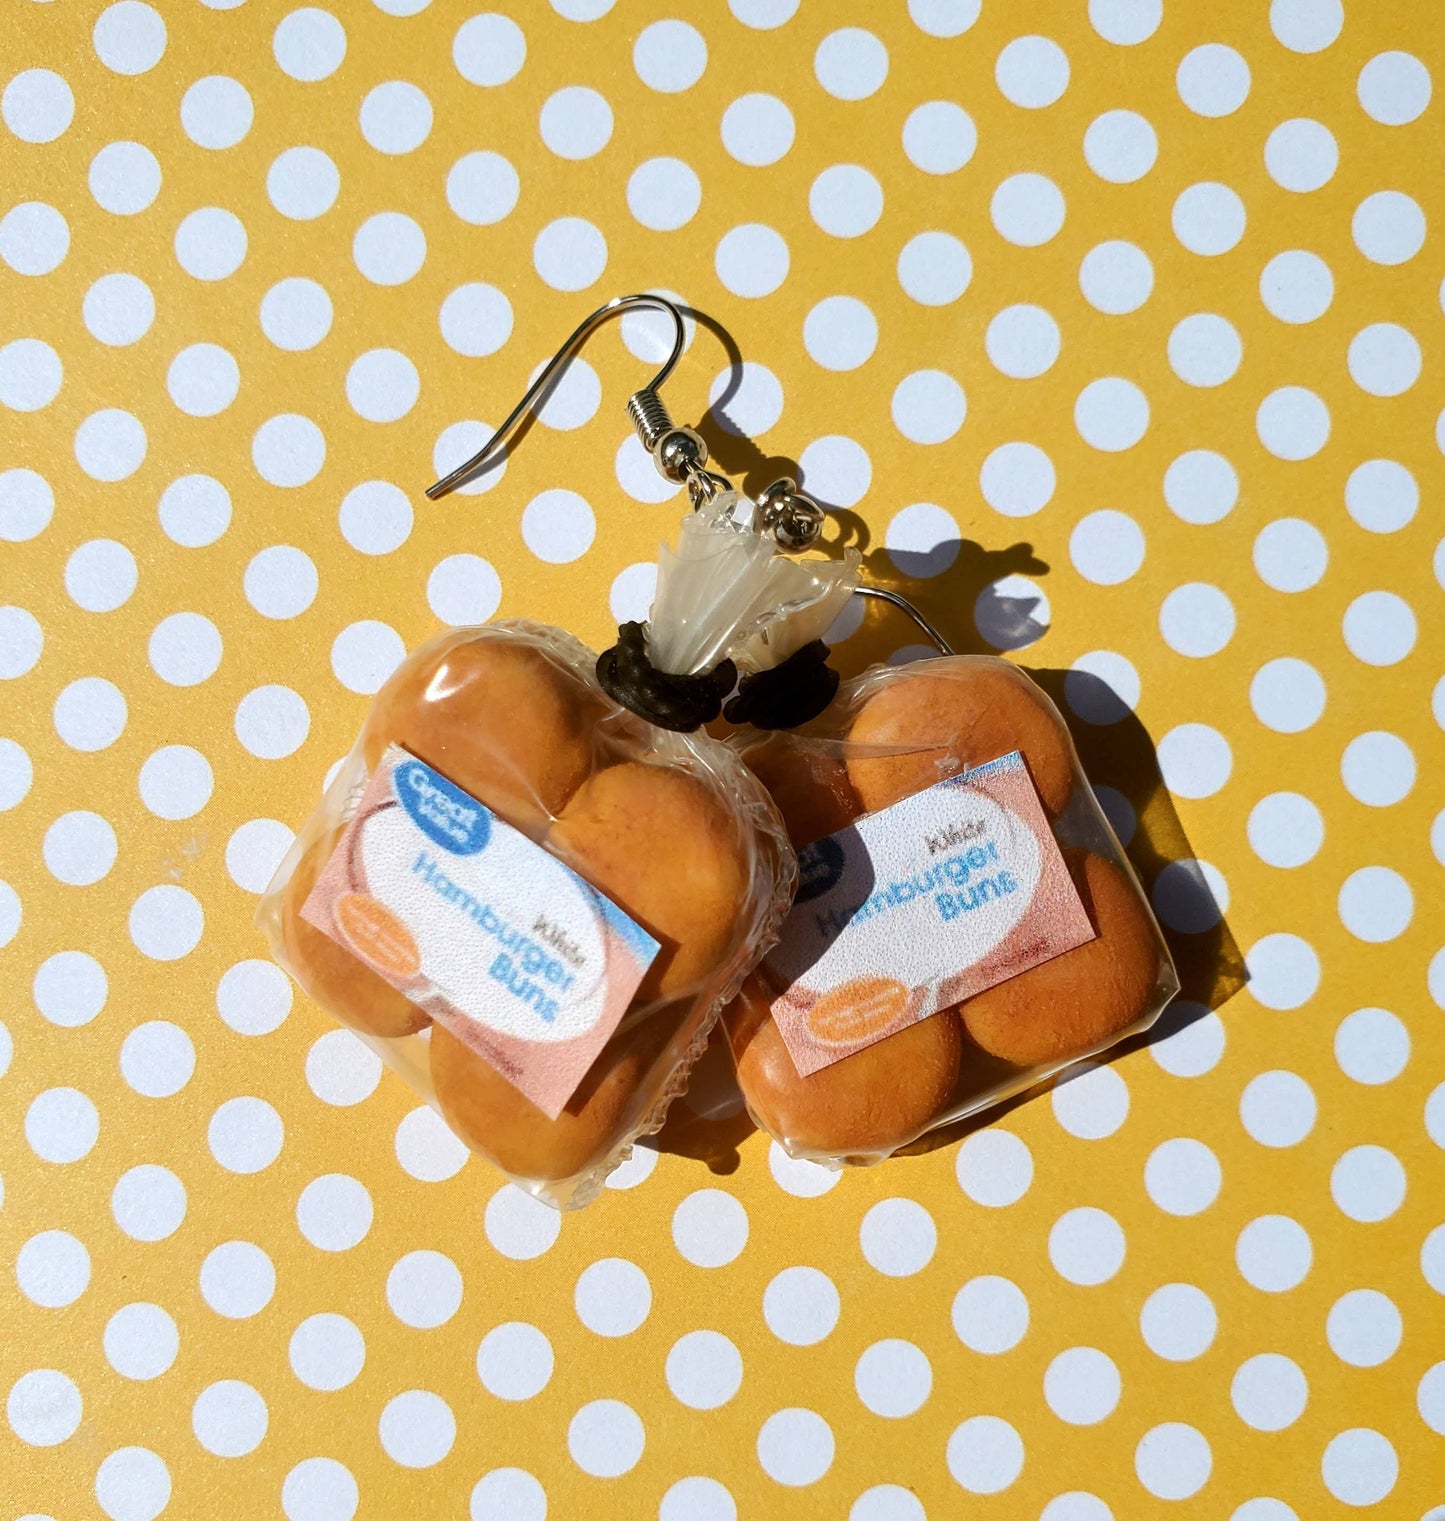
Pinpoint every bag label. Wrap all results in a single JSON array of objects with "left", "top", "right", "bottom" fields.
[
  {"left": 765, "top": 751, "right": 1094, "bottom": 1076},
  {"left": 303, "top": 746, "right": 660, "bottom": 1118}
]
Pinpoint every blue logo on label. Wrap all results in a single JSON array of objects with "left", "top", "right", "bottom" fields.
[
  {"left": 796, "top": 835, "right": 847, "bottom": 904},
  {"left": 395, "top": 759, "right": 492, "bottom": 855}
]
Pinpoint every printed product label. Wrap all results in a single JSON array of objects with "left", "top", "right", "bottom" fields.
[
  {"left": 303, "top": 746, "right": 660, "bottom": 1118},
  {"left": 765, "top": 751, "right": 1095, "bottom": 1076}
]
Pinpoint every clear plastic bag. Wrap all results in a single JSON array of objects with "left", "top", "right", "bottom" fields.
[
  {"left": 723, "top": 653, "right": 1179, "bottom": 1166},
  {"left": 258, "top": 619, "right": 794, "bottom": 1208}
]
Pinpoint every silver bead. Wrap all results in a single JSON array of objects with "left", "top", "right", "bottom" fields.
[
  {"left": 759, "top": 478, "right": 825, "bottom": 552},
  {"left": 653, "top": 426, "right": 708, "bottom": 481}
]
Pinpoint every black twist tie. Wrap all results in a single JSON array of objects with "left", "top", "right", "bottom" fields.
[
  {"left": 722, "top": 640, "right": 839, "bottom": 730},
  {"left": 597, "top": 621, "right": 737, "bottom": 733}
]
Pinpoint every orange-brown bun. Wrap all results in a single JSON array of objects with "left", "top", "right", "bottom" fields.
[
  {"left": 959, "top": 851, "right": 1160, "bottom": 1066},
  {"left": 550, "top": 761, "right": 750, "bottom": 1003},
  {"left": 743, "top": 734, "right": 862, "bottom": 848},
  {"left": 846, "top": 659, "right": 1074, "bottom": 817},
  {"left": 278, "top": 825, "right": 429, "bottom": 1039},
  {"left": 361, "top": 631, "right": 600, "bottom": 830},
  {"left": 729, "top": 972, "right": 964, "bottom": 1157},
  {"left": 429, "top": 1009, "right": 680, "bottom": 1182}
]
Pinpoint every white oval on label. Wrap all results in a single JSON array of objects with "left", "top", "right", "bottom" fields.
[{"left": 356, "top": 805, "right": 616, "bottom": 1043}]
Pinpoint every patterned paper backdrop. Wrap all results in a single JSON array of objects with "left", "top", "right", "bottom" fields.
[{"left": 2, "top": 1, "right": 1442, "bottom": 1518}]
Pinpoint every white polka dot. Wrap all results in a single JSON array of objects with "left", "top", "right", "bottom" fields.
[
  {"left": 113, "top": 1165, "right": 187, "bottom": 1243},
  {"left": 208, "top": 1096, "right": 283, "bottom": 1175},
  {"left": 672, "top": 1188, "right": 748, "bottom": 1267},
  {"left": 1321, "top": 1430, "right": 1397, "bottom": 1506},
  {"left": 532, "top": 216, "right": 606, "bottom": 292},
  {"left": 96, "top": 1446, "right": 171, "bottom": 1521},
  {"left": 1343, "top": 590, "right": 1416, "bottom": 666},
  {"left": 1084, "top": 110, "right": 1157, "bottom": 183},
  {"left": 758, "top": 1407, "right": 833, "bottom": 1486},
  {"left": 661, "top": 1476, "right": 735, "bottom": 1521},
  {"left": 242, "top": 548, "right": 317, "bottom": 624},
  {"left": 1172, "top": 182, "right": 1246, "bottom": 254},
  {"left": 274, "top": 7, "right": 346, "bottom": 80},
  {"left": 977, "top": 574, "right": 1051, "bottom": 652},
  {"left": 288, "top": 1312, "right": 365, "bottom": 1393},
  {"left": 667, "top": 1330, "right": 743, "bottom": 1410},
  {"left": 1145, "top": 1138, "right": 1221, "bottom": 1215},
  {"left": 1168, "top": 314, "right": 1241, "bottom": 387},
  {"left": 297, "top": 1173, "right": 372, "bottom": 1251},
  {"left": 395, "top": 1104, "right": 470, "bottom": 1182},
  {"left": 609, "top": 560, "right": 658, "bottom": 621},
  {"left": 1327, "top": 1289, "right": 1401, "bottom": 1367},
  {"left": 1155, "top": 723, "right": 1230, "bottom": 799},
  {"left": 538, "top": 85, "right": 611, "bottom": 162},
  {"left": 78, "top": 274, "right": 153, "bottom": 352},
  {"left": 1341, "top": 730, "right": 1414, "bottom": 807},
  {"left": 379, "top": 1390, "right": 455, "bottom": 1469},
  {"left": 193, "top": 1379, "right": 268, "bottom": 1457},
  {"left": 980, "top": 442, "right": 1054, "bottom": 517},
  {"left": 1358, "top": 51, "right": 1432, "bottom": 125},
  {"left": 1159, "top": 583, "right": 1233, "bottom": 659},
  {"left": 1240, "top": 1070, "right": 1316, "bottom": 1148},
  {"left": 573, "top": 1257, "right": 651, "bottom": 1337},
  {"left": 1136, "top": 1423, "right": 1211, "bottom": 1500},
  {"left": 1250, "top": 658, "right": 1326, "bottom": 735},
  {"left": 1353, "top": 190, "right": 1426, "bottom": 265},
  {"left": 41, "top": 810, "right": 116, "bottom": 886},
  {"left": 345, "top": 348, "right": 419, "bottom": 424},
  {"left": 1331, "top": 1144, "right": 1406, "bottom": 1222},
  {"left": 991, "top": 173, "right": 1065, "bottom": 246},
  {"left": 266, "top": 147, "right": 339, "bottom": 221},
  {"left": 1345, "top": 459, "right": 1417, "bottom": 534},
  {"left": 951, "top": 1275, "right": 1028, "bottom": 1353},
  {"left": 626, "top": 157, "right": 701, "bottom": 231},
  {"left": 1335, "top": 1008, "right": 1409, "bottom": 1085},
  {"left": 956, "top": 1129, "right": 1033, "bottom": 1206},
  {"left": 634, "top": 19, "right": 706, "bottom": 92},
  {"left": 1153, "top": 858, "right": 1228, "bottom": 934},
  {"left": 1065, "top": 650, "right": 1138, "bottom": 724},
  {"left": 330, "top": 620, "right": 404, "bottom": 696},
  {"left": 1256, "top": 386, "right": 1330, "bottom": 461},
  {"left": 233, "top": 685, "right": 310, "bottom": 761},
  {"left": 1079, "top": 241, "right": 1152, "bottom": 315},
  {"left": 0, "top": 200, "right": 69, "bottom": 277},
  {"left": 200, "top": 1240, "right": 274, "bottom": 1317},
  {"left": 453, "top": 14, "right": 524, "bottom": 85},
  {"left": 720, "top": 93, "right": 794, "bottom": 167},
  {"left": 815, "top": 27, "right": 887, "bottom": 100},
  {"left": 157, "top": 476, "right": 228, "bottom": 550},
  {"left": 1338, "top": 866, "right": 1412, "bottom": 943},
  {"left": 252, "top": 414, "right": 326, "bottom": 488},
  {"left": 226, "top": 818, "right": 293, "bottom": 894},
  {"left": 1418, "top": 1366, "right": 1445, "bottom": 1435},
  {"left": 0, "top": 339, "right": 61, "bottom": 411},
  {"left": 1348, "top": 322, "right": 1421, "bottom": 397},
  {"left": 0, "top": 468, "right": 52, "bottom": 543},
  {"left": 567, "top": 1399, "right": 643, "bottom": 1478},
  {"left": 1262, "top": 121, "right": 1337, "bottom": 204},
  {"left": 217, "top": 959, "right": 291, "bottom": 1036},
  {"left": 25, "top": 1085, "right": 99, "bottom": 1164},
  {"left": 798, "top": 434, "right": 871, "bottom": 509},
  {"left": 1075, "top": 378, "right": 1148, "bottom": 452},
  {"left": 801, "top": 297, "right": 880, "bottom": 373},
  {"left": 1244, "top": 935, "right": 1320, "bottom": 1017},
  {"left": 884, "top": 372, "right": 965, "bottom": 448},
  {"left": 985, "top": 303, "right": 1059, "bottom": 379},
  {"left": 90, "top": 144, "right": 161, "bottom": 222},
  {"left": 423, "top": 552, "right": 499, "bottom": 626},
  {"left": 446, "top": 150, "right": 518, "bottom": 225},
  {"left": 908, "top": 0, "right": 981, "bottom": 38},
  {"left": 1141, "top": 1283, "right": 1216, "bottom": 1360},
  {"left": 517, "top": 489, "right": 595, "bottom": 568},
  {"left": 180, "top": 75, "right": 251, "bottom": 150},
  {"left": 0, "top": 605, "right": 42, "bottom": 682},
  {"left": 353, "top": 211, "right": 425, "bottom": 286},
  {"left": 1271, "top": 0, "right": 1343, "bottom": 53},
  {"left": 995, "top": 36, "right": 1068, "bottom": 109},
  {"left": 902, "top": 101, "right": 977, "bottom": 174},
  {"left": 174, "top": 206, "right": 246, "bottom": 280},
  {"left": 305, "top": 1029, "right": 381, "bottom": 1107},
  {"left": 258, "top": 279, "right": 332, "bottom": 352},
  {"left": 530, "top": 357, "right": 599, "bottom": 432},
  {"left": 49, "top": 680, "right": 124, "bottom": 761},
  {"left": 32, "top": 951, "right": 107, "bottom": 1030},
  {"left": 1259, "top": 250, "right": 1333, "bottom": 326},
  {"left": 1252, "top": 517, "right": 1327, "bottom": 593},
  {"left": 72, "top": 409, "right": 146, "bottom": 483},
  {"left": 383, "top": 1250, "right": 463, "bottom": 1331},
  {"left": 146, "top": 612, "right": 221, "bottom": 688},
  {"left": 707, "top": 363, "right": 784, "bottom": 440},
  {"left": 1044, "top": 1347, "right": 1120, "bottom": 1425},
  {"left": 16, "top": 1229, "right": 90, "bottom": 1308},
  {"left": 1247, "top": 792, "right": 1324, "bottom": 869},
  {"left": 484, "top": 1185, "right": 560, "bottom": 1259},
  {"left": 477, "top": 1322, "right": 553, "bottom": 1401},
  {"left": 858, "top": 1197, "right": 936, "bottom": 1276},
  {"left": 120, "top": 1020, "right": 195, "bottom": 1099},
  {"left": 1070, "top": 509, "right": 1144, "bottom": 586},
  {"left": 167, "top": 343, "right": 239, "bottom": 418},
  {"left": 336, "top": 482, "right": 409, "bottom": 558},
  {"left": 1231, "top": 1354, "right": 1308, "bottom": 1432},
  {"left": 946, "top": 1415, "right": 1023, "bottom": 1494},
  {"left": 360, "top": 80, "right": 431, "bottom": 156},
  {"left": 7, "top": 1368, "right": 81, "bottom": 1447},
  {"left": 853, "top": 1339, "right": 931, "bottom": 1419},
  {"left": 885, "top": 503, "right": 959, "bottom": 578},
  {"left": 469, "top": 1468, "right": 545, "bottom": 1521},
  {"left": 897, "top": 230, "right": 971, "bottom": 306},
  {"left": 1052, "top": 1063, "right": 1130, "bottom": 1139},
  {"left": 808, "top": 165, "right": 883, "bottom": 239},
  {"left": 1177, "top": 43, "right": 1250, "bottom": 116},
  {"left": 1089, "top": 0, "right": 1159, "bottom": 43},
  {"left": 104, "top": 1303, "right": 178, "bottom": 1381},
  {"left": 764, "top": 1265, "right": 840, "bottom": 1346},
  {"left": 728, "top": 0, "right": 795, "bottom": 25},
  {"left": 62, "top": 542, "right": 135, "bottom": 619},
  {"left": 604, "top": 1143, "right": 658, "bottom": 1191},
  {"left": 4, "top": 67, "right": 74, "bottom": 145},
  {"left": 0, "top": 882, "right": 18, "bottom": 948},
  {"left": 1049, "top": 1207, "right": 1125, "bottom": 1285},
  {"left": 1041, "top": 1496, "right": 1114, "bottom": 1521}
]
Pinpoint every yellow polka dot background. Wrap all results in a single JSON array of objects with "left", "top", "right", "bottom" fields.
[{"left": 2, "top": 0, "right": 1443, "bottom": 1516}]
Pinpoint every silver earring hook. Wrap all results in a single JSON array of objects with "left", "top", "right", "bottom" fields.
[
  {"left": 425, "top": 292, "right": 689, "bottom": 501},
  {"left": 853, "top": 585, "right": 954, "bottom": 656}
]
